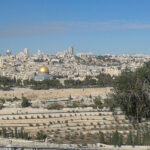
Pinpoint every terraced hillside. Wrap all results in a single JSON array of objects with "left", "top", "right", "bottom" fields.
[{"left": 0, "top": 107, "right": 136, "bottom": 144}]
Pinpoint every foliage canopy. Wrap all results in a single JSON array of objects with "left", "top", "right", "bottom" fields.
[{"left": 112, "top": 62, "right": 150, "bottom": 122}]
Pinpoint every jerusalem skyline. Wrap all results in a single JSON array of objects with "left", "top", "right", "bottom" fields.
[
  {"left": 1, "top": 47, "right": 150, "bottom": 56},
  {"left": 1, "top": 0, "right": 150, "bottom": 149}
]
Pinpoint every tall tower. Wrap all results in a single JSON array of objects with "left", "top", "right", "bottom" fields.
[
  {"left": 38, "top": 50, "right": 41, "bottom": 56},
  {"left": 69, "top": 46, "right": 74, "bottom": 55},
  {"left": 24, "top": 48, "right": 29, "bottom": 57}
]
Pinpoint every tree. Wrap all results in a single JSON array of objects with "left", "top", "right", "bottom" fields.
[
  {"left": 80, "top": 132, "right": 84, "bottom": 139},
  {"left": 112, "top": 62, "right": 150, "bottom": 122},
  {"left": 103, "top": 97, "right": 117, "bottom": 111},
  {"left": 142, "top": 127, "right": 150, "bottom": 145},
  {"left": 14, "top": 127, "right": 18, "bottom": 138},
  {"left": 111, "top": 130, "right": 119, "bottom": 147},
  {"left": 96, "top": 73, "right": 113, "bottom": 87},
  {"left": 36, "top": 130, "right": 47, "bottom": 140},
  {"left": 0, "top": 104, "right": 3, "bottom": 110},
  {"left": 94, "top": 97, "right": 103, "bottom": 109},
  {"left": 118, "top": 134, "right": 123, "bottom": 147},
  {"left": 2, "top": 128, "right": 7, "bottom": 138},
  {"left": 16, "top": 79, "right": 22, "bottom": 87},
  {"left": 21, "top": 97, "right": 30, "bottom": 107},
  {"left": 126, "top": 131, "right": 133, "bottom": 145},
  {"left": 72, "top": 101, "right": 80, "bottom": 108},
  {"left": 134, "top": 132, "right": 139, "bottom": 145},
  {"left": 99, "top": 132, "right": 105, "bottom": 144}
]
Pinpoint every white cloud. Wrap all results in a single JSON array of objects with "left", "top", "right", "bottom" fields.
[{"left": 0, "top": 21, "right": 150, "bottom": 38}]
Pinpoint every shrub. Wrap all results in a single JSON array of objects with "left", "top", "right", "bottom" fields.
[
  {"left": 65, "top": 120, "right": 68, "bottom": 124},
  {"left": 19, "top": 116, "right": 22, "bottom": 119},
  {"left": 29, "top": 123, "right": 33, "bottom": 127},
  {"left": 47, "top": 103, "right": 63, "bottom": 110},
  {"left": 31, "top": 116, "right": 34, "bottom": 119},
  {"left": 48, "top": 115, "right": 52, "bottom": 118},
  {"left": 36, "top": 123, "right": 39, "bottom": 126}
]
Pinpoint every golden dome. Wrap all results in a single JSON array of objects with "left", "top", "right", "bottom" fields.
[{"left": 38, "top": 66, "right": 49, "bottom": 73}]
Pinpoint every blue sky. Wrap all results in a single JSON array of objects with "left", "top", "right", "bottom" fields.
[{"left": 0, "top": 0, "right": 150, "bottom": 55}]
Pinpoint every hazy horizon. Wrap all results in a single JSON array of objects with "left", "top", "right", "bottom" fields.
[{"left": 1, "top": 47, "right": 150, "bottom": 56}]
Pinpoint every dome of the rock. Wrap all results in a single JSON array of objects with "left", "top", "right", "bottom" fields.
[{"left": 38, "top": 66, "right": 49, "bottom": 73}]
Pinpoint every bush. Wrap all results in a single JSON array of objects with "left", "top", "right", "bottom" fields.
[
  {"left": 31, "top": 116, "right": 34, "bottom": 119},
  {"left": 19, "top": 116, "right": 22, "bottom": 119},
  {"left": 29, "top": 123, "right": 33, "bottom": 127}
]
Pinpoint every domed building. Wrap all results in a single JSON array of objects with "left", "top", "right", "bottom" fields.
[
  {"left": 33, "top": 66, "right": 54, "bottom": 81},
  {"left": 38, "top": 65, "right": 49, "bottom": 73}
]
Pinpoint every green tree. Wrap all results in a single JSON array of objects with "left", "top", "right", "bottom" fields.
[
  {"left": 99, "top": 132, "right": 105, "bottom": 144},
  {"left": 126, "top": 131, "right": 133, "bottom": 145},
  {"left": 103, "top": 97, "right": 117, "bottom": 111},
  {"left": 142, "top": 127, "right": 150, "bottom": 145},
  {"left": 134, "top": 133, "right": 139, "bottom": 145},
  {"left": 118, "top": 134, "right": 123, "bottom": 147},
  {"left": 14, "top": 127, "right": 18, "bottom": 138},
  {"left": 96, "top": 73, "right": 113, "bottom": 87},
  {"left": 112, "top": 62, "right": 150, "bottom": 122},
  {"left": 72, "top": 101, "right": 80, "bottom": 108},
  {"left": 21, "top": 97, "right": 30, "bottom": 107},
  {"left": 2, "top": 128, "right": 7, "bottom": 138},
  {"left": 94, "top": 97, "right": 103, "bottom": 109},
  {"left": 111, "top": 130, "right": 119, "bottom": 147},
  {"left": 16, "top": 79, "right": 22, "bottom": 87},
  {"left": 36, "top": 130, "right": 47, "bottom": 140}
]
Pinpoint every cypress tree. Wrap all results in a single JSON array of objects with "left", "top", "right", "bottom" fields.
[
  {"left": 134, "top": 132, "right": 139, "bottom": 145},
  {"left": 126, "top": 131, "right": 133, "bottom": 145},
  {"left": 118, "top": 134, "right": 123, "bottom": 147},
  {"left": 99, "top": 132, "right": 105, "bottom": 144},
  {"left": 112, "top": 130, "right": 119, "bottom": 147}
]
